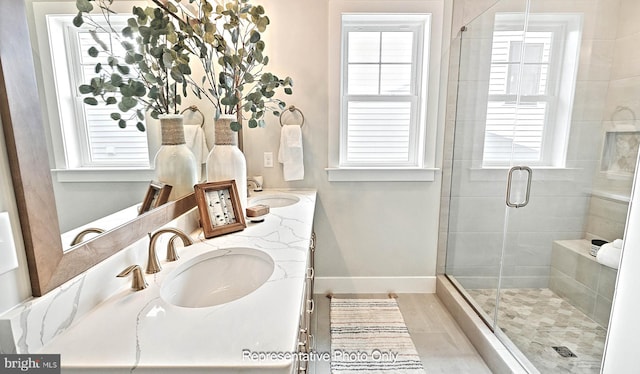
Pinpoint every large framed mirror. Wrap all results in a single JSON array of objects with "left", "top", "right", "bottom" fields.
[{"left": 0, "top": 0, "right": 196, "bottom": 296}]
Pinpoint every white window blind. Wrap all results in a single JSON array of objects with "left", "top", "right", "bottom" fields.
[
  {"left": 64, "top": 18, "right": 149, "bottom": 168},
  {"left": 340, "top": 15, "right": 430, "bottom": 168},
  {"left": 483, "top": 29, "right": 554, "bottom": 165}
]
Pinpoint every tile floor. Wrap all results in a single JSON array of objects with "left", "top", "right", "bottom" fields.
[
  {"left": 309, "top": 293, "right": 491, "bottom": 374},
  {"left": 467, "top": 288, "right": 606, "bottom": 374}
]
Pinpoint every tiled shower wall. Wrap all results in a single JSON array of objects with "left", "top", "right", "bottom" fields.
[{"left": 439, "top": 0, "right": 638, "bottom": 289}]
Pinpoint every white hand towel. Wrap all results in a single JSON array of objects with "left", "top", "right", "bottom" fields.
[
  {"left": 278, "top": 125, "right": 304, "bottom": 181},
  {"left": 183, "top": 125, "right": 209, "bottom": 181},
  {"left": 597, "top": 242, "right": 622, "bottom": 270},
  {"left": 612, "top": 239, "right": 624, "bottom": 249},
  {"left": 183, "top": 125, "right": 209, "bottom": 164}
]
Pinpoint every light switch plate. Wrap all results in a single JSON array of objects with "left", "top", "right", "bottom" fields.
[
  {"left": 264, "top": 152, "right": 274, "bottom": 168},
  {"left": 0, "top": 212, "right": 19, "bottom": 275}
]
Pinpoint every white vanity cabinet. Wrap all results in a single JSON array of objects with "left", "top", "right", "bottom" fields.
[{"left": 296, "top": 231, "right": 316, "bottom": 373}]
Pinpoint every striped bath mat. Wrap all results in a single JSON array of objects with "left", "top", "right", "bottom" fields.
[{"left": 330, "top": 298, "right": 426, "bottom": 373}]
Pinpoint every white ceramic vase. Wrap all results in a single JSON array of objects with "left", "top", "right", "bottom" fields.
[
  {"left": 155, "top": 114, "right": 198, "bottom": 201},
  {"left": 206, "top": 114, "right": 247, "bottom": 213}
]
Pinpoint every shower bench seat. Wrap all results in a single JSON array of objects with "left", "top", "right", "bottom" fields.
[{"left": 550, "top": 239, "right": 618, "bottom": 327}]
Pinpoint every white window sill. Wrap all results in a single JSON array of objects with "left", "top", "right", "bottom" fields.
[
  {"left": 52, "top": 168, "right": 156, "bottom": 183},
  {"left": 326, "top": 167, "right": 438, "bottom": 182}
]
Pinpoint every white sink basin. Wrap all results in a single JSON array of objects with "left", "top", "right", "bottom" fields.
[
  {"left": 160, "top": 248, "right": 274, "bottom": 308},
  {"left": 250, "top": 194, "right": 300, "bottom": 208}
]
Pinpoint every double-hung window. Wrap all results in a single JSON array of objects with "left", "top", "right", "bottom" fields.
[
  {"left": 339, "top": 14, "right": 431, "bottom": 171},
  {"left": 482, "top": 14, "right": 581, "bottom": 167},
  {"left": 47, "top": 15, "right": 149, "bottom": 169}
]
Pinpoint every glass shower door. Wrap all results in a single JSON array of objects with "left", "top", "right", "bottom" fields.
[
  {"left": 446, "top": 0, "right": 621, "bottom": 372},
  {"left": 444, "top": 0, "right": 529, "bottom": 330}
]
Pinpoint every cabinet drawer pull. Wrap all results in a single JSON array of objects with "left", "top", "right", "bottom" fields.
[
  {"left": 306, "top": 267, "right": 314, "bottom": 279},
  {"left": 310, "top": 232, "right": 316, "bottom": 250},
  {"left": 306, "top": 299, "right": 315, "bottom": 313},
  {"left": 308, "top": 333, "right": 315, "bottom": 350}
]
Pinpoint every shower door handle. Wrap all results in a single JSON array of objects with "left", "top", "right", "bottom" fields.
[{"left": 506, "top": 166, "right": 532, "bottom": 208}]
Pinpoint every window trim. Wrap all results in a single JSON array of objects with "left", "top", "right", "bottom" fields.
[
  {"left": 327, "top": 1, "right": 446, "bottom": 183},
  {"left": 340, "top": 19, "right": 427, "bottom": 168}
]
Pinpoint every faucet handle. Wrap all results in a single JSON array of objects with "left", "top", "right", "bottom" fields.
[{"left": 117, "top": 265, "right": 148, "bottom": 291}]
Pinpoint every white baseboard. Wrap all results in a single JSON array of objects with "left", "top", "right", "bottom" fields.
[{"left": 314, "top": 276, "right": 436, "bottom": 295}]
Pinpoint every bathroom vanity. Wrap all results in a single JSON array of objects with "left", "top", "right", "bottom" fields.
[{"left": 0, "top": 189, "right": 317, "bottom": 373}]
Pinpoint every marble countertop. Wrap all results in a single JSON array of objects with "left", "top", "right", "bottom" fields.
[{"left": 37, "top": 189, "right": 317, "bottom": 373}]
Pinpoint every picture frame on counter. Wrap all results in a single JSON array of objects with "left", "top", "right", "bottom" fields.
[
  {"left": 139, "top": 181, "right": 173, "bottom": 215},
  {"left": 194, "top": 180, "right": 246, "bottom": 238}
]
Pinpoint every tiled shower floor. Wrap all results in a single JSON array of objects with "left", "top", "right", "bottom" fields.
[{"left": 467, "top": 288, "right": 606, "bottom": 373}]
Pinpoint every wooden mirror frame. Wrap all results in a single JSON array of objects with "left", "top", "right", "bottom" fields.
[{"left": 0, "top": 0, "right": 196, "bottom": 296}]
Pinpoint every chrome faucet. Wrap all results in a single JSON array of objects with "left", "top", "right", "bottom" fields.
[
  {"left": 117, "top": 265, "right": 148, "bottom": 291},
  {"left": 70, "top": 227, "right": 105, "bottom": 246},
  {"left": 146, "top": 228, "right": 194, "bottom": 274}
]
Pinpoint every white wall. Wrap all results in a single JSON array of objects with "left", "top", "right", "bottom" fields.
[
  {"left": 242, "top": 0, "right": 448, "bottom": 292},
  {"left": 0, "top": 118, "right": 33, "bottom": 314}
]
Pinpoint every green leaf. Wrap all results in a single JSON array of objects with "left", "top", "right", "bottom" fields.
[
  {"left": 170, "top": 67, "right": 183, "bottom": 83},
  {"left": 78, "top": 85, "right": 93, "bottom": 94},
  {"left": 120, "top": 84, "right": 133, "bottom": 97},
  {"left": 89, "top": 30, "right": 108, "bottom": 51},
  {"left": 72, "top": 13, "right": 84, "bottom": 27},
  {"left": 121, "top": 96, "right": 137, "bottom": 110},
  {"left": 125, "top": 53, "right": 135, "bottom": 65},
  {"left": 249, "top": 30, "right": 261, "bottom": 44},
  {"left": 162, "top": 52, "right": 173, "bottom": 66},
  {"left": 284, "top": 87, "right": 292, "bottom": 95},
  {"left": 131, "top": 81, "right": 146, "bottom": 97},
  {"left": 110, "top": 113, "right": 121, "bottom": 120},
  {"left": 105, "top": 97, "right": 117, "bottom": 105},
  {"left": 110, "top": 74, "right": 123, "bottom": 87},
  {"left": 122, "top": 26, "right": 133, "bottom": 38},
  {"left": 122, "top": 41, "right": 134, "bottom": 51},
  {"left": 117, "top": 65, "right": 130, "bottom": 75},
  {"left": 88, "top": 47, "right": 99, "bottom": 58},
  {"left": 178, "top": 63, "right": 191, "bottom": 75},
  {"left": 248, "top": 119, "right": 258, "bottom": 128},
  {"left": 148, "top": 86, "right": 159, "bottom": 99},
  {"left": 230, "top": 121, "right": 242, "bottom": 132},
  {"left": 83, "top": 97, "right": 98, "bottom": 105},
  {"left": 136, "top": 110, "right": 144, "bottom": 121},
  {"left": 94, "top": 63, "right": 102, "bottom": 74},
  {"left": 76, "top": 0, "right": 93, "bottom": 13},
  {"left": 136, "top": 122, "right": 146, "bottom": 132},
  {"left": 118, "top": 119, "right": 127, "bottom": 128}
]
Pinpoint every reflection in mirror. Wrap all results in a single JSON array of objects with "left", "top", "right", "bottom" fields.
[
  {"left": 26, "top": 1, "right": 155, "bottom": 249},
  {"left": 27, "top": 1, "right": 201, "bottom": 249},
  {"left": 0, "top": 0, "right": 198, "bottom": 296}
]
